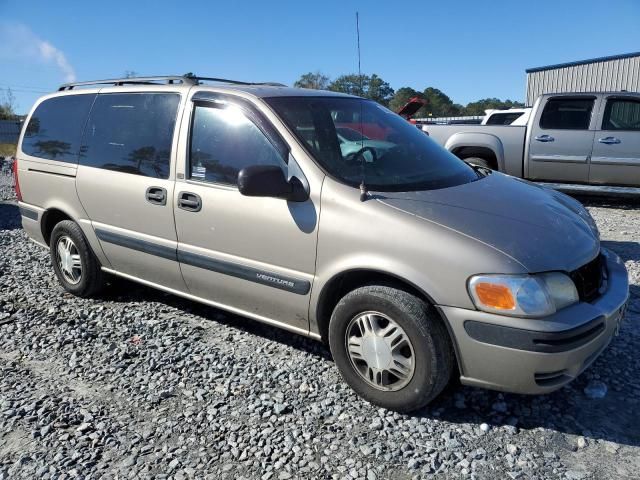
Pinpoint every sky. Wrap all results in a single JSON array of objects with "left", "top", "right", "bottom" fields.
[{"left": 1, "top": 0, "right": 639, "bottom": 114}]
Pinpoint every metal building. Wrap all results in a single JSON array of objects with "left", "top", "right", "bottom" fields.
[{"left": 525, "top": 52, "right": 640, "bottom": 106}]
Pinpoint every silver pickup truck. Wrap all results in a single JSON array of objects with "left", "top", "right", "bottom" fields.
[{"left": 422, "top": 92, "right": 640, "bottom": 187}]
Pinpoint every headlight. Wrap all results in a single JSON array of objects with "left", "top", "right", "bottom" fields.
[{"left": 468, "top": 272, "right": 579, "bottom": 317}]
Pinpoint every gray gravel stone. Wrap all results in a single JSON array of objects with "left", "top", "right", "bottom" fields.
[{"left": 0, "top": 191, "right": 638, "bottom": 479}]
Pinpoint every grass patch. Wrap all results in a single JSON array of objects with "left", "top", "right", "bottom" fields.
[{"left": 0, "top": 144, "right": 17, "bottom": 157}]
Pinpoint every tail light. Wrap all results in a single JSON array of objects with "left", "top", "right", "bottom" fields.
[{"left": 13, "top": 156, "right": 22, "bottom": 202}]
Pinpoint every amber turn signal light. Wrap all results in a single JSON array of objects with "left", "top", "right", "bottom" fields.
[{"left": 473, "top": 282, "right": 516, "bottom": 310}]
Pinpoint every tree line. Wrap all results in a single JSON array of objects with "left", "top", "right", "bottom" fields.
[
  {"left": 0, "top": 72, "right": 525, "bottom": 121},
  {"left": 293, "top": 71, "right": 524, "bottom": 118},
  {"left": 0, "top": 88, "right": 18, "bottom": 121}
]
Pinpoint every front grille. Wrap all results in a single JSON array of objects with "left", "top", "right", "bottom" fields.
[{"left": 570, "top": 254, "right": 605, "bottom": 302}]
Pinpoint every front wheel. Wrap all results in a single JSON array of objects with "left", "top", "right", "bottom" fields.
[
  {"left": 50, "top": 220, "right": 106, "bottom": 298},
  {"left": 463, "top": 156, "right": 495, "bottom": 170},
  {"left": 328, "top": 285, "right": 454, "bottom": 412}
]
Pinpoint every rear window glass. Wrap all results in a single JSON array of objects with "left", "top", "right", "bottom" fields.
[
  {"left": 602, "top": 98, "right": 640, "bottom": 131},
  {"left": 79, "top": 93, "right": 180, "bottom": 179},
  {"left": 539, "top": 98, "right": 594, "bottom": 130},
  {"left": 485, "top": 112, "right": 523, "bottom": 125},
  {"left": 22, "top": 94, "right": 96, "bottom": 163}
]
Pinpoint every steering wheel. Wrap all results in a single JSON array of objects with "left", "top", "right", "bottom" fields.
[{"left": 345, "top": 146, "right": 378, "bottom": 164}]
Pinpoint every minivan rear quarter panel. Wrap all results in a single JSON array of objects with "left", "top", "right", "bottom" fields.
[{"left": 17, "top": 89, "right": 104, "bottom": 258}]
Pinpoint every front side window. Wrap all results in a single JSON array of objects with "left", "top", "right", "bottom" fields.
[
  {"left": 539, "top": 98, "right": 594, "bottom": 130},
  {"left": 22, "top": 94, "right": 96, "bottom": 163},
  {"left": 602, "top": 98, "right": 640, "bottom": 131},
  {"left": 189, "top": 104, "right": 286, "bottom": 185},
  {"left": 265, "top": 96, "right": 478, "bottom": 191},
  {"left": 79, "top": 93, "right": 180, "bottom": 179}
]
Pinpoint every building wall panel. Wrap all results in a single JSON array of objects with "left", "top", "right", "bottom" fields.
[{"left": 526, "top": 54, "right": 640, "bottom": 105}]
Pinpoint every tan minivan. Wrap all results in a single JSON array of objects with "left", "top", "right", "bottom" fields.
[{"left": 16, "top": 76, "right": 629, "bottom": 412}]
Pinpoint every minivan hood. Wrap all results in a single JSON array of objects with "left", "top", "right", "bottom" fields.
[{"left": 377, "top": 172, "right": 599, "bottom": 273}]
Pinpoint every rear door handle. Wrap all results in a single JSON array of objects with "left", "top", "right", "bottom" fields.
[
  {"left": 534, "top": 135, "right": 555, "bottom": 142},
  {"left": 145, "top": 186, "right": 167, "bottom": 206},
  {"left": 178, "top": 192, "right": 202, "bottom": 212},
  {"left": 598, "top": 136, "right": 621, "bottom": 144}
]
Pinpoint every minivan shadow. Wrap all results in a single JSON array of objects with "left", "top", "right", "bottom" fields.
[
  {"left": 415, "top": 347, "right": 640, "bottom": 448},
  {"left": 0, "top": 202, "right": 22, "bottom": 231},
  {"left": 601, "top": 239, "right": 640, "bottom": 263},
  {"left": 100, "top": 272, "right": 639, "bottom": 448},
  {"left": 98, "top": 279, "right": 332, "bottom": 360},
  {"left": 575, "top": 194, "right": 640, "bottom": 210}
]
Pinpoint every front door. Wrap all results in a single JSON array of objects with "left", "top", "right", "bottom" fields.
[
  {"left": 527, "top": 96, "right": 598, "bottom": 183},
  {"left": 589, "top": 96, "right": 640, "bottom": 186},
  {"left": 75, "top": 89, "right": 187, "bottom": 291},
  {"left": 173, "top": 94, "right": 319, "bottom": 333}
]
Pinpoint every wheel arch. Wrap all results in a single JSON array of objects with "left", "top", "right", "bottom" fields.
[
  {"left": 314, "top": 268, "right": 462, "bottom": 375},
  {"left": 39, "top": 205, "right": 111, "bottom": 269},
  {"left": 40, "top": 207, "right": 74, "bottom": 246},
  {"left": 444, "top": 132, "right": 505, "bottom": 171}
]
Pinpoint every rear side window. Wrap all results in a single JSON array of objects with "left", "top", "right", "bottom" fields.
[
  {"left": 539, "top": 98, "right": 594, "bottom": 130},
  {"left": 80, "top": 93, "right": 180, "bottom": 179},
  {"left": 189, "top": 104, "right": 286, "bottom": 185},
  {"left": 485, "top": 112, "right": 523, "bottom": 125},
  {"left": 22, "top": 94, "right": 95, "bottom": 163},
  {"left": 602, "top": 98, "right": 640, "bottom": 131}
]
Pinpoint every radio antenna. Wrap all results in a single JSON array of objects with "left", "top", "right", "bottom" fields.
[
  {"left": 356, "top": 11, "right": 368, "bottom": 202},
  {"left": 356, "top": 12, "right": 362, "bottom": 89}
]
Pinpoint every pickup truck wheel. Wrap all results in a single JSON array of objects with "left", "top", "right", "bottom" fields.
[
  {"left": 50, "top": 220, "right": 106, "bottom": 298},
  {"left": 463, "top": 156, "right": 495, "bottom": 170},
  {"left": 328, "top": 285, "right": 453, "bottom": 412}
]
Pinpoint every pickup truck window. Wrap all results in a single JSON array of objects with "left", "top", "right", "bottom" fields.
[
  {"left": 539, "top": 98, "right": 594, "bottom": 130},
  {"left": 485, "top": 112, "right": 523, "bottom": 125},
  {"left": 266, "top": 96, "right": 478, "bottom": 192},
  {"left": 602, "top": 98, "right": 640, "bottom": 131}
]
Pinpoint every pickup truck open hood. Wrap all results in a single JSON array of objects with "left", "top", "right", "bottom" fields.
[{"left": 377, "top": 172, "right": 599, "bottom": 273}]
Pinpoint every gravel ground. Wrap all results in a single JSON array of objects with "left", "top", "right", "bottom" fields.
[{"left": 0, "top": 181, "right": 638, "bottom": 479}]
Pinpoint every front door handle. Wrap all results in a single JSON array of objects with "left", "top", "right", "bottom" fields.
[
  {"left": 535, "top": 134, "right": 555, "bottom": 142},
  {"left": 178, "top": 192, "right": 202, "bottom": 212},
  {"left": 598, "top": 136, "right": 621, "bottom": 145},
  {"left": 146, "top": 186, "right": 167, "bottom": 206}
]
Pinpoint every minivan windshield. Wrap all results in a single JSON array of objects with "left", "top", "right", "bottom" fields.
[{"left": 266, "top": 96, "right": 479, "bottom": 191}]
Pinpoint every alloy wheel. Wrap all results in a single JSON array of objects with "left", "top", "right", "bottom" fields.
[
  {"left": 345, "top": 311, "right": 416, "bottom": 391},
  {"left": 56, "top": 235, "right": 82, "bottom": 285}
]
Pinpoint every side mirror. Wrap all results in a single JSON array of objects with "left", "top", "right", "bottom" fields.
[{"left": 238, "top": 165, "right": 308, "bottom": 202}]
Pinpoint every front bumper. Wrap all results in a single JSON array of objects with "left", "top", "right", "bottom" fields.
[{"left": 439, "top": 248, "right": 629, "bottom": 394}]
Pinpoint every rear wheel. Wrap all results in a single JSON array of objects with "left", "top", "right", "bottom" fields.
[
  {"left": 50, "top": 220, "right": 106, "bottom": 297},
  {"left": 328, "top": 285, "right": 453, "bottom": 412}
]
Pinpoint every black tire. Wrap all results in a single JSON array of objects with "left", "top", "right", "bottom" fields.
[
  {"left": 328, "top": 285, "right": 454, "bottom": 412},
  {"left": 463, "top": 156, "right": 495, "bottom": 170},
  {"left": 50, "top": 220, "right": 106, "bottom": 298}
]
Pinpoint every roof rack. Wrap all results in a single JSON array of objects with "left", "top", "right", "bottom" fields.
[
  {"left": 193, "top": 77, "right": 286, "bottom": 87},
  {"left": 58, "top": 75, "right": 286, "bottom": 91}
]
